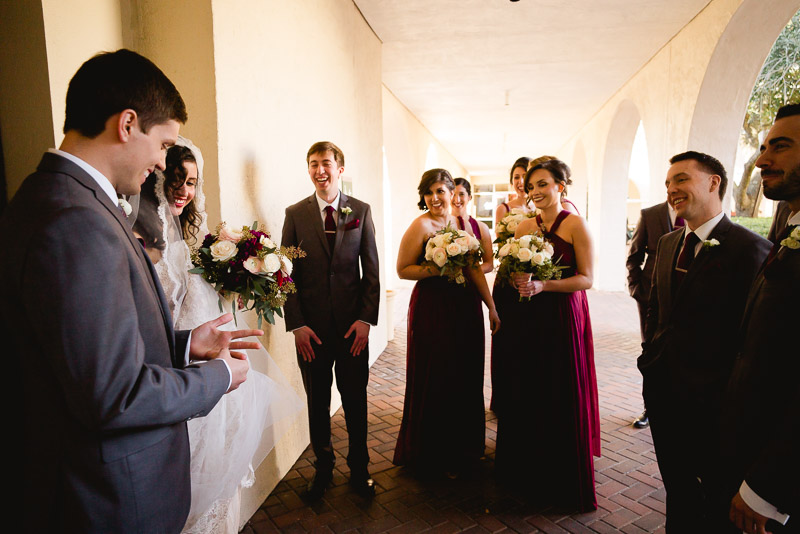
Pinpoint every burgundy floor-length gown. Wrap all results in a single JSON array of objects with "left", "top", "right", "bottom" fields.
[
  {"left": 494, "top": 210, "right": 600, "bottom": 512},
  {"left": 393, "top": 217, "right": 486, "bottom": 471}
]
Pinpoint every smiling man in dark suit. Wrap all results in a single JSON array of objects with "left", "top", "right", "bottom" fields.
[
  {"left": 2, "top": 49, "right": 254, "bottom": 533},
  {"left": 723, "top": 103, "right": 800, "bottom": 534},
  {"left": 282, "top": 141, "right": 380, "bottom": 500},
  {"left": 638, "top": 151, "right": 771, "bottom": 533}
]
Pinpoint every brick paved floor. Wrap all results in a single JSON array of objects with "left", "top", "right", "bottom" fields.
[{"left": 244, "top": 289, "right": 665, "bottom": 533}]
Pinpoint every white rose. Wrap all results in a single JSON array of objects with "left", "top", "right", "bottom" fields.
[
  {"left": 519, "top": 235, "right": 533, "bottom": 249},
  {"left": 218, "top": 225, "right": 243, "bottom": 242},
  {"left": 507, "top": 220, "right": 519, "bottom": 232},
  {"left": 280, "top": 255, "right": 293, "bottom": 276},
  {"left": 508, "top": 243, "right": 520, "bottom": 256},
  {"left": 446, "top": 242, "right": 462, "bottom": 256},
  {"left": 425, "top": 248, "right": 434, "bottom": 261},
  {"left": 210, "top": 240, "right": 238, "bottom": 262},
  {"left": 243, "top": 256, "right": 262, "bottom": 274},
  {"left": 543, "top": 242, "right": 554, "bottom": 256},
  {"left": 510, "top": 207, "right": 526, "bottom": 215},
  {"left": 791, "top": 227, "right": 800, "bottom": 240},
  {"left": 432, "top": 247, "right": 448, "bottom": 267},
  {"left": 532, "top": 252, "right": 546, "bottom": 265},
  {"left": 457, "top": 229, "right": 469, "bottom": 237},
  {"left": 784, "top": 239, "right": 800, "bottom": 250},
  {"left": 259, "top": 235, "right": 276, "bottom": 250},
  {"left": 498, "top": 243, "right": 512, "bottom": 257},
  {"left": 433, "top": 234, "right": 447, "bottom": 248},
  {"left": 517, "top": 247, "right": 533, "bottom": 262},
  {"left": 262, "top": 253, "right": 282, "bottom": 274},
  {"left": 455, "top": 236, "right": 471, "bottom": 249},
  {"left": 496, "top": 222, "right": 507, "bottom": 234}
]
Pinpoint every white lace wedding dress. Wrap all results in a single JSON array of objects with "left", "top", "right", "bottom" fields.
[{"left": 140, "top": 137, "right": 303, "bottom": 534}]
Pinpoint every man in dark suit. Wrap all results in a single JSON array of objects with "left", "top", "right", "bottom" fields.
[
  {"left": 724, "top": 104, "right": 800, "bottom": 534},
  {"left": 282, "top": 141, "right": 380, "bottom": 499},
  {"left": 3, "top": 50, "right": 253, "bottom": 533},
  {"left": 626, "top": 199, "right": 683, "bottom": 428},
  {"left": 638, "top": 151, "right": 771, "bottom": 532}
]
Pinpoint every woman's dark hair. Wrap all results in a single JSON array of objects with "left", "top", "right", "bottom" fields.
[
  {"left": 509, "top": 157, "right": 531, "bottom": 183},
  {"left": 417, "top": 168, "right": 455, "bottom": 210},
  {"left": 525, "top": 159, "right": 572, "bottom": 195},
  {"left": 163, "top": 145, "right": 201, "bottom": 244},
  {"left": 454, "top": 177, "right": 472, "bottom": 197}
]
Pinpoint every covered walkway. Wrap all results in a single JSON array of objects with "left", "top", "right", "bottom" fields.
[{"left": 245, "top": 290, "right": 666, "bottom": 534}]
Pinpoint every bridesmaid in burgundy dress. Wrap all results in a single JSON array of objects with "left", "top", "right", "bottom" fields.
[
  {"left": 452, "top": 178, "right": 493, "bottom": 274},
  {"left": 393, "top": 169, "right": 500, "bottom": 476},
  {"left": 495, "top": 159, "right": 600, "bottom": 512}
]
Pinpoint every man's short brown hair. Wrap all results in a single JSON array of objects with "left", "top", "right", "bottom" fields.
[{"left": 307, "top": 141, "right": 344, "bottom": 167}]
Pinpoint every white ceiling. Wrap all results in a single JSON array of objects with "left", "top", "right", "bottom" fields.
[{"left": 354, "top": 0, "right": 712, "bottom": 177}]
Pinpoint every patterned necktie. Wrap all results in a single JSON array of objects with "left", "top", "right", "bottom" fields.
[
  {"left": 324, "top": 205, "right": 336, "bottom": 251},
  {"left": 674, "top": 231, "right": 699, "bottom": 287}
]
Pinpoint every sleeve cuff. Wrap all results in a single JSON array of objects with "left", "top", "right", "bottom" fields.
[{"left": 740, "top": 481, "right": 790, "bottom": 526}]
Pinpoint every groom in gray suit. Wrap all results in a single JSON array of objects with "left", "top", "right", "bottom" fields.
[
  {"left": 282, "top": 141, "right": 380, "bottom": 500},
  {"left": 3, "top": 49, "right": 253, "bottom": 533}
]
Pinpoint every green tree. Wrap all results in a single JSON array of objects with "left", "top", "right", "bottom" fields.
[{"left": 735, "top": 10, "right": 800, "bottom": 216}]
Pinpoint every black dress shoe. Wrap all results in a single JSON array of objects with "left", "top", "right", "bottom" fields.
[
  {"left": 633, "top": 411, "right": 649, "bottom": 429},
  {"left": 349, "top": 475, "right": 375, "bottom": 497},
  {"left": 304, "top": 471, "right": 332, "bottom": 501}
]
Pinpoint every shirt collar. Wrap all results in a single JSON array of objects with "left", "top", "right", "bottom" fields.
[
  {"left": 315, "top": 191, "right": 340, "bottom": 213},
  {"left": 49, "top": 148, "right": 118, "bottom": 206},
  {"left": 787, "top": 210, "right": 800, "bottom": 226},
  {"left": 686, "top": 210, "right": 724, "bottom": 242}
]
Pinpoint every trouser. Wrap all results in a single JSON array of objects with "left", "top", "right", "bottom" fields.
[{"left": 297, "top": 330, "right": 370, "bottom": 476}]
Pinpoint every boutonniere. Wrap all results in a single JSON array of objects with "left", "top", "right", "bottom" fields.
[
  {"left": 118, "top": 198, "right": 132, "bottom": 217},
  {"left": 345, "top": 218, "right": 360, "bottom": 231},
  {"left": 341, "top": 206, "right": 352, "bottom": 216},
  {"left": 780, "top": 226, "right": 800, "bottom": 250},
  {"left": 702, "top": 238, "right": 720, "bottom": 249}
]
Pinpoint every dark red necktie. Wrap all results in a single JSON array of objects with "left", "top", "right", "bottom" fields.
[
  {"left": 674, "top": 231, "right": 699, "bottom": 287},
  {"left": 674, "top": 216, "right": 685, "bottom": 229},
  {"left": 324, "top": 205, "right": 336, "bottom": 251}
]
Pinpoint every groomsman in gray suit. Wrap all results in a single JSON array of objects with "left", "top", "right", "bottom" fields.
[
  {"left": 626, "top": 198, "right": 683, "bottom": 429},
  {"left": 724, "top": 103, "right": 800, "bottom": 534},
  {"left": 638, "top": 151, "right": 770, "bottom": 532},
  {"left": 2, "top": 50, "right": 254, "bottom": 533},
  {"left": 282, "top": 141, "right": 380, "bottom": 500}
]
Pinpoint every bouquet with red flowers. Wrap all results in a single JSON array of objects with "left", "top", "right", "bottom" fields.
[{"left": 190, "top": 221, "right": 306, "bottom": 327}]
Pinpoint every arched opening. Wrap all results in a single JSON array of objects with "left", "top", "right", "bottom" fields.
[
  {"left": 597, "top": 99, "right": 642, "bottom": 291},
  {"left": 688, "top": 0, "right": 799, "bottom": 211},
  {"left": 627, "top": 121, "right": 651, "bottom": 240}
]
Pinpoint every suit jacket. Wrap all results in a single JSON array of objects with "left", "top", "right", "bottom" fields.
[
  {"left": 627, "top": 202, "right": 672, "bottom": 303},
  {"left": 767, "top": 200, "right": 792, "bottom": 244},
  {"left": 3, "top": 153, "right": 229, "bottom": 533},
  {"left": 639, "top": 215, "right": 771, "bottom": 402},
  {"left": 723, "top": 222, "right": 799, "bottom": 516},
  {"left": 281, "top": 192, "right": 380, "bottom": 337}
]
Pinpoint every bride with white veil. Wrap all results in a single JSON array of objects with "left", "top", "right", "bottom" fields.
[{"left": 134, "top": 136, "right": 303, "bottom": 533}]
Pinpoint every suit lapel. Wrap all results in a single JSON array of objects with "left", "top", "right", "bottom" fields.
[
  {"left": 335, "top": 193, "right": 350, "bottom": 254},
  {"left": 674, "top": 215, "right": 731, "bottom": 304},
  {"left": 305, "top": 194, "right": 332, "bottom": 257},
  {"left": 658, "top": 203, "right": 672, "bottom": 234},
  {"left": 659, "top": 230, "right": 682, "bottom": 314}
]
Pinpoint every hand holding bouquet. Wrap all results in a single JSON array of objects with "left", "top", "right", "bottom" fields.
[
  {"left": 422, "top": 223, "right": 482, "bottom": 285},
  {"left": 190, "top": 221, "right": 306, "bottom": 328},
  {"left": 493, "top": 208, "right": 537, "bottom": 251},
  {"left": 496, "top": 232, "right": 564, "bottom": 300}
]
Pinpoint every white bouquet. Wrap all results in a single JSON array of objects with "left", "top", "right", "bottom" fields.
[
  {"left": 423, "top": 223, "right": 482, "bottom": 285},
  {"left": 494, "top": 207, "right": 536, "bottom": 250},
  {"left": 496, "top": 232, "right": 564, "bottom": 300}
]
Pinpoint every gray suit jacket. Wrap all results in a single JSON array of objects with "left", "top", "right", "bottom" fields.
[
  {"left": 281, "top": 192, "right": 379, "bottom": 337},
  {"left": 639, "top": 215, "right": 771, "bottom": 400},
  {"left": 626, "top": 201, "right": 672, "bottom": 303},
  {"left": 3, "top": 153, "right": 229, "bottom": 533}
]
